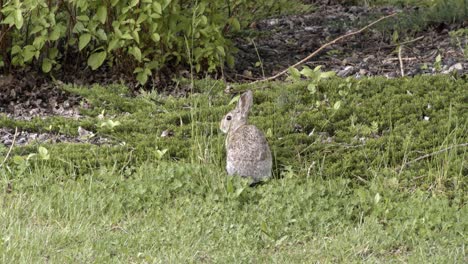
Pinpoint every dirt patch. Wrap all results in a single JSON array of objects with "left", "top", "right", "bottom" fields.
[
  {"left": 0, "top": 127, "right": 110, "bottom": 147},
  {"left": 0, "top": 73, "right": 82, "bottom": 120},
  {"left": 229, "top": 4, "right": 467, "bottom": 80}
]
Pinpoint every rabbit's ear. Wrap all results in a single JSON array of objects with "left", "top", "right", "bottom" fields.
[{"left": 237, "top": 90, "right": 253, "bottom": 117}]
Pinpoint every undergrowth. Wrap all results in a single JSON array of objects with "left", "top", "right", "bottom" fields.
[{"left": 0, "top": 74, "right": 467, "bottom": 262}]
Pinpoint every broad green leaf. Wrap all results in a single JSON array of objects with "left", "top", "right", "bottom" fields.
[
  {"left": 14, "top": 9, "right": 23, "bottom": 29},
  {"left": 42, "top": 58, "right": 52, "bottom": 73},
  {"left": 87, "top": 51, "right": 107, "bottom": 70},
  {"left": 136, "top": 70, "right": 149, "bottom": 85},
  {"left": 76, "top": 15, "right": 90, "bottom": 21},
  {"left": 200, "top": 15, "right": 208, "bottom": 25},
  {"left": 108, "top": 38, "right": 120, "bottom": 51},
  {"left": 48, "top": 48, "right": 59, "bottom": 59},
  {"left": 121, "top": 33, "right": 133, "bottom": 40},
  {"left": 30, "top": 25, "right": 43, "bottom": 35},
  {"left": 300, "top": 66, "right": 314, "bottom": 78},
  {"left": 130, "top": 46, "right": 142, "bottom": 62},
  {"left": 216, "top": 46, "right": 225, "bottom": 56},
  {"left": 320, "top": 71, "right": 336, "bottom": 79},
  {"left": 151, "top": 33, "right": 160, "bottom": 42},
  {"left": 307, "top": 83, "right": 316, "bottom": 94},
  {"left": 2, "top": 13, "right": 15, "bottom": 27},
  {"left": 130, "top": 0, "right": 139, "bottom": 8},
  {"left": 152, "top": 2, "right": 162, "bottom": 14},
  {"left": 288, "top": 67, "right": 301, "bottom": 79},
  {"left": 96, "top": 29, "right": 108, "bottom": 41},
  {"left": 79, "top": 33, "right": 92, "bottom": 51},
  {"left": 11, "top": 45, "right": 22, "bottom": 55},
  {"left": 22, "top": 45, "right": 37, "bottom": 62},
  {"left": 137, "top": 14, "right": 148, "bottom": 24},
  {"left": 96, "top": 5, "right": 107, "bottom": 24},
  {"left": 333, "top": 101, "right": 341, "bottom": 110},
  {"left": 374, "top": 193, "right": 381, "bottom": 204},
  {"left": 230, "top": 18, "right": 241, "bottom": 31},
  {"left": 49, "top": 27, "right": 61, "bottom": 41},
  {"left": 131, "top": 31, "right": 140, "bottom": 44},
  {"left": 38, "top": 146, "right": 50, "bottom": 160}
]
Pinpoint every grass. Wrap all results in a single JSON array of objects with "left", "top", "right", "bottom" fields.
[{"left": 0, "top": 74, "right": 467, "bottom": 262}]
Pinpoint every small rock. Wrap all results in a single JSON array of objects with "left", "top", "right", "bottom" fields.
[
  {"left": 337, "top": 66, "right": 354, "bottom": 77},
  {"left": 161, "top": 129, "right": 174, "bottom": 138},
  {"left": 448, "top": 63, "right": 463, "bottom": 72}
]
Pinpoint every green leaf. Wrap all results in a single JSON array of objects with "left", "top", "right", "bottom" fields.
[
  {"left": 14, "top": 9, "right": 23, "bottom": 29},
  {"left": 151, "top": 33, "right": 160, "bottom": 42},
  {"left": 79, "top": 33, "right": 92, "bottom": 51},
  {"left": 96, "top": 29, "right": 108, "bottom": 41},
  {"left": 288, "top": 67, "right": 301, "bottom": 79},
  {"left": 300, "top": 66, "right": 314, "bottom": 78},
  {"left": 137, "top": 14, "right": 148, "bottom": 24},
  {"left": 374, "top": 193, "right": 381, "bottom": 204},
  {"left": 333, "top": 101, "right": 341, "bottom": 110},
  {"left": 152, "top": 2, "right": 162, "bottom": 14},
  {"left": 216, "top": 46, "right": 225, "bottom": 56},
  {"left": 121, "top": 33, "right": 133, "bottom": 40},
  {"left": 96, "top": 5, "right": 107, "bottom": 24},
  {"left": 49, "top": 27, "right": 62, "bottom": 41},
  {"left": 22, "top": 45, "right": 37, "bottom": 62},
  {"left": 307, "top": 83, "right": 316, "bottom": 94},
  {"left": 108, "top": 38, "right": 120, "bottom": 52},
  {"left": 136, "top": 71, "right": 148, "bottom": 85},
  {"left": 11, "top": 45, "right": 22, "bottom": 55},
  {"left": 230, "top": 18, "right": 241, "bottom": 31},
  {"left": 136, "top": 68, "right": 151, "bottom": 85},
  {"left": 76, "top": 15, "right": 90, "bottom": 22},
  {"left": 130, "top": 46, "right": 142, "bottom": 62},
  {"left": 42, "top": 58, "right": 53, "bottom": 73},
  {"left": 48, "top": 48, "right": 59, "bottom": 59},
  {"left": 38, "top": 146, "right": 50, "bottom": 160},
  {"left": 87, "top": 51, "right": 107, "bottom": 70},
  {"left": 320, "top": 71, "right": 336, "bottom": 79},
  {"left": 131, "top": 31, "right": 140, "bottom": 44}
]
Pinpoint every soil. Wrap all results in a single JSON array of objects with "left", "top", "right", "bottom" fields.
[{"left": 1, "top": 2, "right": 467, "bottom": 147}]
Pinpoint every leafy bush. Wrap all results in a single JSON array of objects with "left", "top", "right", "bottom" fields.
[{"left": 0, "top": 0, "right": 308, "bottom": 84}]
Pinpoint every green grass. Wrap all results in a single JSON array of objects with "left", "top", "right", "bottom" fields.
[{"left": 0, "top": 75, "right": 467, "bottom": 262}]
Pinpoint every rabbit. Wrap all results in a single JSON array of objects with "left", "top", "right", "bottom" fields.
[{"left": 220, "top": 90, "right": 272, "bottom": 182}]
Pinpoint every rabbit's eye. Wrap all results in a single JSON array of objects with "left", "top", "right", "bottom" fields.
[{"left": 226, "top": 115, "right": 232, "bottom": 121}]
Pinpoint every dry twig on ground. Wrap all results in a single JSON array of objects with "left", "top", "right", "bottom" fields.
[{"left": 251, "top": 12, "right": 398, "bottom": 84}]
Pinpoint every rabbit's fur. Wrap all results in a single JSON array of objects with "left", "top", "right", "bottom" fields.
[{"left": 220, "top": 90, "right": 272, "bottom": 182}]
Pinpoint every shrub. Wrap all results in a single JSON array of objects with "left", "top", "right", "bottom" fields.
[{"left": 0, "top": 0, "right": 308, "bottom": 85}]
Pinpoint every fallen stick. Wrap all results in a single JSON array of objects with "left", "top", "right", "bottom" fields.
[
  {"left": 251, "top": 12, "right": 398, "bottom": 83},
  {"left": 397, "top": 143, "right": 468, "bottom": 172},
  {"left": 0, "top": 127, "right": 18, "bottom": 168},
  {"left": 398, "top": 45, "right": 405, "bottom": 77}
]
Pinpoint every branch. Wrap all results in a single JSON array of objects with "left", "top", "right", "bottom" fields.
[
  {"left": 0, "top": 127, "right": 18, "bottom": 168},
  {"left": 397, "top": 143, "right": 468, "bottom": 172},
  {"left": 398, "top": 45, "right": 404, "bottom": 77},
  {"left": 251, "top": 12, "right": 398, "bottom": 84}
]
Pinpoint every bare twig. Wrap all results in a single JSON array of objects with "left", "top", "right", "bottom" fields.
[
  {"left": 251, "top": 12, "right": 398, "bottom": 84},
  {"left": 398, "top": 46, "right": 405, "bottom": 77},
  {"left": 397, "top": 143, "right": 468, "bottom": 172},
  {"left": 0, "top": 127, "right": 18, "bottom": 168}
]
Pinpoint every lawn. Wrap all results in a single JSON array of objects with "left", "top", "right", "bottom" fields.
[{"left": 0, "top": 75, "right": 467, "bottom": 262}]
